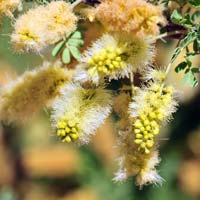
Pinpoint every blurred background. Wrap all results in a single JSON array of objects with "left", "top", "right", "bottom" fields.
[{"left": 0, "top": 13, "right": 200, "bottom": 200}]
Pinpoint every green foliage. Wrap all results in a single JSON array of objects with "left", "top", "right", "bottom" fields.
[
  {"left": 170, "top": 7, "right": 200, "bottom": 87},
  {"left": 170, "top": 31, "right": 196, "bottom": 63},
  {"left": 171, "top": 10, "right": 193, "bottom": 28},
  {"left": 175, "top": 53, "right": 199, "bottom": 87},
  {"left": 52, "top": 30, "right": 84, "bottom": 64},
  {"left": 189, "top": 0, "right": 200, "bottom": 7}
]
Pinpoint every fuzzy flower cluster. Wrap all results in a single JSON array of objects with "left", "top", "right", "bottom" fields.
[
  {"left": 51, "top": 83, "right": 112, "bottom": 144},
  {"left": 78, "top": 34, "right": 155, "bottom": 83},
  {"left": 11, "top": 1, "right": 77, "bottom": 52},
  {"left": 0, "top": 0, "right": 21, "bottom": 17},
  {"left": 114, "top": 69, "right": 177, "bottom": 185},
  {"left": 94, "top": 0, "right": 165, "bottom": 37},
  {"left": 129, "top": 70, "right": 177, "bottom": 154},
  {"left": 0, "top": 62, "right": 70, "bottom": 123},
  {"left": 114, "top": 131, "right": 162, "bottom": 186}
]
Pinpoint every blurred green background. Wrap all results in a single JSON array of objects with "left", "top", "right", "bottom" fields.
[{"left": 0, "top": 15, "right": 200, "bottom": 200}]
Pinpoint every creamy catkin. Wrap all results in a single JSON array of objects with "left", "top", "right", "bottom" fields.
[
  {"left": 93, "top": 0, "right": 165, "bottom": 37},
  {"left": 129, "top": 70, "right": 177, "bottom": 154},
  {"left": 79, "top": 33, "right": 155, "bottom": 84},
  {"left": 51, "top": 83, "right": 113, "bottom": 144},
  {"left": 0, "top": 0, "right": 21, "bottom": 17},
  {"left": 114, "top": 69, "right": 177, "bottom": 186},
  {"left": 11, "top": 1, "right": 78, "bottom": 52},
  {"left": 0, "top": 62, "right": 71, "bottom": 123},
  {"left": 114, "top": 130, "right": 163, "bottom": 186}
]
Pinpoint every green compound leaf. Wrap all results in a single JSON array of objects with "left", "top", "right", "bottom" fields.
[
  {"left": 52, "top": 40, "right": 65, "bottom": 57},
  {"left": 193, "top": 39, "right": 200, "bottom": 52},
  {"left": 175, "top": 62, "right": 187, "bottom": 73},
  {"left": 67, "top": 38, "right": 84, "bottom": 47},
  {"left": 182, "top": 70, "right": 198, "bottom": 87},
  {"left": 62, "top": 48, "right": 71, "bottom": 64},
  {"left": 171, "top": 31, "right": 197, "bottom": 63},
  {"left": 171, "top": 10, "right": 193, "bottom": 28},
  {"left": 69, "top": 46, "right": 81, "bottom": 60},
  {"left": 189, "top": 0, "right": 200, "bottom": 7},
  {"left": 171, "top": 10, "right": 183, "bottom": 24},
  {"left": 191, "top": 67, "right": 200, "bottom": 73},
  {"left": 71, "top": 31, "right": 82, "bottom": 39}
]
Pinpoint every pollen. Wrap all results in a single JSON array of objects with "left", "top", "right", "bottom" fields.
[
  {"left": 88, "top": 46, "right": 125, "bottom": 76},
  {"left": 56, "top": 117, "right": 79, "bottom": 143},
  {"left": 130, "top": 81, "right": 177, "bottom": 154}
]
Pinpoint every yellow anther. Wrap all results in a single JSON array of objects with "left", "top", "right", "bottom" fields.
[
  {"left": 146, "top": 140, "right": 154, "bottom": 148},
  {"left": 116, "top": 56, "right": 122, "bottom": 62},
  {"left": 145, "top": 148, "right": 150, "bottom": 154},
  {"left": 70, "top": 133, "right": 78, "bottom": 141},
  {"left": 57, "top": 130, "right": 63, "bottom": 136},
  {"left": 89, "top": 59, "right": 95, "bottom": 66},
  {"left": 148, "top": 134, "right": 154, "bottom": 139},
  {"left": 98, "top": 61, "right": 103, "bottom": 66},
  {"left": 140, "top": 127, "right": 145, "bottom": 132},
  {"left": 141, "top": 142, "right": 146, "bottom": 148},
  {"left": 93, "top": 55, "right": 100, "bottom": 61},
  {"left": 98, "top": 66, "right": 103, "bottom": 72},
  {"left": 149, "top": 112, "right": 156, "bottom": 119},
  {"left": 153, "top": 127, "right": 159, "bottom": 135},
  {"left": 65, "top": 136, "right": 72, "bottom": 143},
  {"left": 143, "top": 130, "right": 148, "bottom": 135},
  {"left": 144, "top": 135, "right": 149, "bottom": 140},
  {"left": 109, "top": 64, "right": 114, "bottom": 69},
  {"left": 65, "top": 127, "right": 70, "bottom": 133},
  {"left": 68, "top": 120, "right": 76, "bottom": 127},
  {"left": 146, "top": 125, "right": 151, "bottom": 131},
  {"left": 105, "top": 59, "right": 111, "bottom": 65},
  {"left": 144, "top": 119, "right": 149, "bottom": 126},
  {"left": 134, "top": 129, "right": 141, "bottom": 134},
  {"left": 112, "top": 61, "right": 120, "bottom": 68},
  {"left": 102, "top": 68, "right": 109, "bottom": 74},
  {"left": 157, "top": 113, "right": 164, "bottom": 120},
  {"left": 134, "top": 120, "right": 142, "bottom": 128},
  {"left": 136, "top": 134, "right": 143, "bottom": 139},
  {"left": 140, "top": 114, "right": 146, "bottom": 121},
  {"left": 71, "top": 127, "right": 77, "bottom": 133},
  {"left": 150, "top": 120, "right": 158, "bottom": 127},
  {"left": 135, "top": 139, "right": 143, "bottom": 144}
]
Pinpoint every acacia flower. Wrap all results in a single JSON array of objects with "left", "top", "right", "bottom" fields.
[
  {"left": 11, "top": 1, "right": 78, "bottom": 52},
  {"left": 79, "top": 34, "right": 155, "bottom": 83},
  {"left": 129, "top": 70, "right": 177, "bottom": 154},
  {"left": 0, "top": 0, "right": 21, "bottom": 17},
  {"left": 114, "top": 130, "right": 163, "bottom": 186},
  {"left": 0, "top": 62, "right": 70, "bottom": 123},
  {"left": 51, "top": 83, "right": 112, "bottom": 144},
  {"left": 94, "top": 0, "right": 165, "bottom": 37}
]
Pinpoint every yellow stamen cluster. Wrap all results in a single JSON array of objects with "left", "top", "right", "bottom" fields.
[
  {"left": 56, "top": 117, "right": 79, "bottom": 143},
  {"left": 133, "top": 85, "right": 173, "bottom": 154},
  {"left": 88, "top": 46, "right": 125, "bottom": 75}
]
